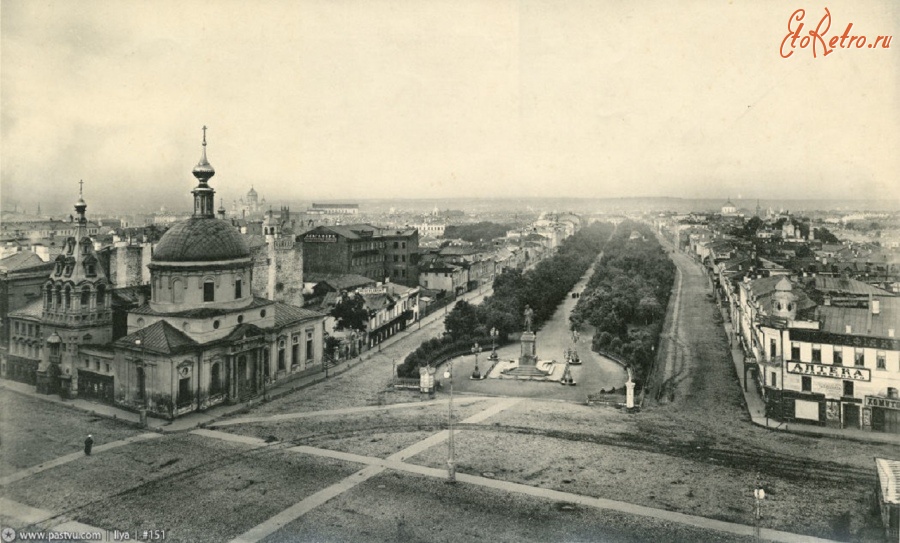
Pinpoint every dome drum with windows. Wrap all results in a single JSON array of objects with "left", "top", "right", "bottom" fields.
[{"left": 149, "top": 128, "right": 253, "bottom": 313}]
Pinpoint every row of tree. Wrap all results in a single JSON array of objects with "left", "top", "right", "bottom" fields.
[
  {"left": 397, "top": 222, "right": 615, "bottom": 377},
  {"left": 569, "top": 221, "right": 675, "bottom": 384}
]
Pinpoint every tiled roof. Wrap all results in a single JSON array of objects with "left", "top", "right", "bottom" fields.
[
  {"left": 273, "top": 302, "right": 326, "bottom": 328},
  {"left": 306, "top": 274, "right": 375, "bottom": 291},
  {"left": 8, "top": 299, "right": 44, "bottom": 320},
  {"left": 115, "top": 321, "right": 198, "bottom": 354},
  {"left": 0, "top": 252, "right": 45, "bottom": 272},
  {"left": 153, "top": 218, "right": 250, "bottom": 262},
  {"left": 130, "top": 296, "right": 274, "bottom": 318},
  {"left": 816, "top": 297, "right": 899, "bottom": 339},
  {"left": 810, "top": 276, "right": 893, "bottom": 297}
]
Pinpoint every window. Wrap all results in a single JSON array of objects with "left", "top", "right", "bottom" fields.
[
  {"left": 306, "top": 330, "right": 314, "bottom": 361},
  {"left": 291, "top": 337, "right": 299, "bottom": 367},
  {"left": 811, "top": 345, "right": 821, "bottom": 363},
  {"left": 833, "top": 349, "right": 842, "bottom": 366},
  {"left": 105, "top": 363, "right": 110, "bottom": 372},
  {"left": 213, "top": 320, "right": 220, "bottom": 329},
  {"left": 801, "top": 376, "right": 811, "bottom": 392},
  {"left": 203, "top": 280, "right": 215, "bottom": 302},
  {"left": 237, "top": 315, "right": 244, "bottom": 324},
  {"left": 172, "top": 278, "right": 183, "bottom": 303},
  {"left": 854, "top": 349, "right": 864, "bottom": 367},
  {"left": 260, "top": 309, "right": 267, "bottom": 318},
  {"left": 770, "top": 372, "right": 777, "bottom": 388},
  {"left": 393, "top": 242, "right": 399, "bottom": 249},
  {"left": 81, "top": 286, "right": 91, "bottom": 308},
  {"left": 401, "top": 242, "right": 406, "bottom": 249},
  {"left": 401, "top": 255, "right": 406, "bottom": 262},
  {"left": 178, "top": 377, "right": 191, "bottom": 407},
  {"left": 393, "top": 255, "right": 399, "bottom": 262},
  {"left": 210, "top": 363, "right": 222, "bottom": 394},
  {"left": 877, "top": 352, "right": 886, "bottom": 370},
  {"left": 96, "top": 285, "right": 105, "bottom": 307},
  {"left": 235, "top": 278, "right": 242, "bottom": 299},
  {"left": 843, "top": 380, "right": 854, "bottom": 397},
  {"left": 278, "top": 340, "right": 286, "bottom": 371}
]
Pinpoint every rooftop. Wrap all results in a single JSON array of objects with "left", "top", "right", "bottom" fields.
[
  {"left": 115, "top": 320, "right": 198, "bottom": 355},
  {"left": 816, "top": 297, "right": 899, "bottom": 339}
]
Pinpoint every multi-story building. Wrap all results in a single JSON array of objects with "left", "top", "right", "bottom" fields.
[
  {"left": 308, "top": 203, "right": 359, "bottom": 215},
  {"left": 301, "top": 224, "right": 419, "bottom": 287},
  {"left": 737, "top": 274, "right": 899, "bottom": 433}
]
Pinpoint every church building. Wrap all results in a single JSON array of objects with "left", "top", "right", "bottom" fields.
[{"left": 32, "top": 129, "right": 327, "bottom": 419}]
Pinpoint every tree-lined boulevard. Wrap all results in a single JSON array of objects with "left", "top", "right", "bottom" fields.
[{"left": 0, "top": 222, "right": 893, "bottom": 542}]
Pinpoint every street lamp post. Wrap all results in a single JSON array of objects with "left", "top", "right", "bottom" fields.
[
  {"left": 754, "top": 474, "right": 766, "bottom": 541},
  {"left": 489, "top": 327, "right": 499, "bottom": 361},
  {"left": 135, "top": 335, "right": 147, "bottom": 428},
  {"left": 444, "top": 362, "right": 455, "bottom": 482},
  {"left": 471, "top": 342, "right": 482, "bottom": 379}
]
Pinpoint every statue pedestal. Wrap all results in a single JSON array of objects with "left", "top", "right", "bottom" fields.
[
  {"left": 520, "top": 331, "right": 537, "bottom": 366},
  {"left": 626, "top": 380, "right": 635, "bottom": 408}
]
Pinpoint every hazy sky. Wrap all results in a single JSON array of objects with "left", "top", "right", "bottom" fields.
[{"left": 2, "top": 0, "right": 899, "bottom": 215}]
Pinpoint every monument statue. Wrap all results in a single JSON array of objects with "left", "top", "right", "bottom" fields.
[{"left": 524, "top": 305, "right": 534, "bottom": 333}]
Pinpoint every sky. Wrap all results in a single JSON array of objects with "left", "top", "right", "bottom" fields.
[{"left": 2, "top": 0, "right": 899, "bottom": 215}]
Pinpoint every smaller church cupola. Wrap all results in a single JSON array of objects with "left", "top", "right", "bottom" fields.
[{"left": 772, "top": 277, "right": 797, "bottom": 320}]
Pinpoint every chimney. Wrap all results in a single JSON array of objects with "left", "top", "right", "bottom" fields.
[
  {"left": 845, "top": 324, "right": 852, "bottom": 334},
  {"left": 889, "top": 329, "right": 895, "bottom": 338},
  {"left": 872, "top": 299, "right": 880, "bottom": 315},
  {"left": 824, "top": 295, "right": 831, "bottom": 306}
]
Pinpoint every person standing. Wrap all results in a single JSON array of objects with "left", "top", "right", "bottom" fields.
[{"left": 84, "top": 434, "right": 94, "bottom": 456}]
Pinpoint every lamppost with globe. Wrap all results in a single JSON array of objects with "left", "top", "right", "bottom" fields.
[
  {"left": 134, "top": 334, "right": 148, "bottom": 428},
  {"left": 488, "top": 327, "right": 499, "bottom": 361},
  {"left": 443, "top": 361, "right": 455, "bottom": 482},
  {"left": 471, "top": 342, "right": 482, "bottom": 379},
  {"left": 754, "top": 474, "right": 766, "bottom": 541}
]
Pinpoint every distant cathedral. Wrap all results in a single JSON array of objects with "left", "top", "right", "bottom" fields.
[{"left": 232, "top": 186, "right": 266, "bottom": 217}]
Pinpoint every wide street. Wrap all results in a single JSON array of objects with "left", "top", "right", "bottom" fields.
[{"left": 0, "top": 238, "right": 892, "bottom": 542}]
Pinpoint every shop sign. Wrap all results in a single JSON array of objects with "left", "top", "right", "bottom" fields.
[
  {"left": 865, "top": 396, "right": 900, "bottom": 410},
  {"left": 787, "top": 362, "right": 870, "bottom": 381},
  {"left": 305, "top": 233, "right": 338, "bottom": 243}
]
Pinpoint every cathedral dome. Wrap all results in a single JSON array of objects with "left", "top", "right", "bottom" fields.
[{"left": 153, "top": 218, "right": 250, "bottom": 262}]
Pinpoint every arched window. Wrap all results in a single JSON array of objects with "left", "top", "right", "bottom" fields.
[
  {"left": 278, "top": 339, "right": 286, "bottom": 371},
  {"left": 235, "top": 278, "right": 243, "bottom": 299},
  {"left": 81, "top": 286, "right": 91, "bottom": 308},
  {"left": 203, "top": 280, "right": 215, "bottom": 302},
  {"left": 63, "top": 286, "right": 71, "bottom": 310},
  {"left": 55, "top": 287, "right": 62, "bottom": 308},
  {"left": 172, "top": 278, "right": 184, "bottom": 303},
  {"left": 96, "top": 284, "right": 105, "bottom": 307},
  {"left": 210, "top": 362, "right": 222, "bottom": 394},
  {"left": 45, "top": 288, "right": 53, "bottom": 310}
]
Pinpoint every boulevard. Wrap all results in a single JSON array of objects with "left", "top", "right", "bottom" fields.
[{"left": 0, "top": 235, "right": 891, "bottom": 542}]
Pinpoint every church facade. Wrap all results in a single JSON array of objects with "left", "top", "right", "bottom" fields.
[{"left": 29, "top": 129, "right": 327, "bottom": 419}]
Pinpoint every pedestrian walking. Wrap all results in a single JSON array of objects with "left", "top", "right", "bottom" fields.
[{"left": 84, "top": 434, "right": 94, "bottom": 456}]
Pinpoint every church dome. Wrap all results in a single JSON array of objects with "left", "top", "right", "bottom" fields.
[
  {"left": 153, "top": 218, "right": 250, "bottom": 262},
  {"left": 248, "top": 186, "right": 258, "bottom": 197}
]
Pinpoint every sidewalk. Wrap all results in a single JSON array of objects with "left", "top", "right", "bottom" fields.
[
  {"left": 718, "top": 303, "right": 900, "bottom": 446},
  {"left": 0, "top": 284, "right": 494, "bottom": 433}
]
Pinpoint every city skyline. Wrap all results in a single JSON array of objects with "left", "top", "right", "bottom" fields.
[{"left": 2, "top": 1, "right": 898, "bottom": 213}]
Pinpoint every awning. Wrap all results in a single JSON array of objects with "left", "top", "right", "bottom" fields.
[{"left": 876, "top": 458, "right": 900, "bottom": 505}]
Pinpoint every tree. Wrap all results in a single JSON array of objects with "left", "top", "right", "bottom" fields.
[
  {"left": 444, "top": 300, "right": 480, "bottom": 340},
  {"left": 331, "top": 295, "right": 368, "bottom": 332}
]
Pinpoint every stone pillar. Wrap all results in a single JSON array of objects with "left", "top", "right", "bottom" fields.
[
  {"left": 519, "top": 331, "right": 537, "bottom": 366},
  {"left": 626, "top": 380, "right": 635, "bottom": 409}
]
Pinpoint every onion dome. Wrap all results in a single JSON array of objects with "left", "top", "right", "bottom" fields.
[
  {"left": 192, "top": 126, "right": 215, "bottom": 181},
  {"left": 153, "top": 218, "right": 250, "bottom": 262},
  {"left": 247, "top": 186, "right": 257, "bottom": 197}
]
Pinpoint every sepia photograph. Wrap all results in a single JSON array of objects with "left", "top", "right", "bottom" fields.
[{"left": 1, "top": 1, "right": 898, "bottom": 541}]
